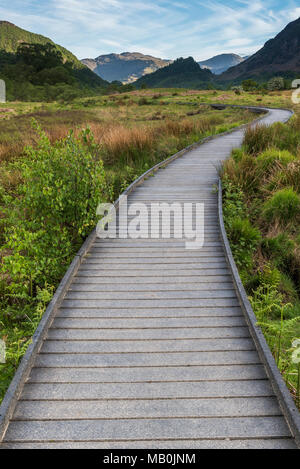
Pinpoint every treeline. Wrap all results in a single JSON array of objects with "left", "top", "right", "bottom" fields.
[
  {"left": 0, "top": 42, "right": 110, "bottom": 102},
  {"left": 231, "top": 77, "right": 294, "bottom": 93}
]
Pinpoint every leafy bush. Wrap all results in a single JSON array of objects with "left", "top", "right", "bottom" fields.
[
  {"left": 242, "top": 79, "right": 258, "bottom": 91},
  {"left": 227, "top": 217, "right": 261, "bottom": 269},
  {"left": 1, "top": 122, "right": 106, "bottom": 301},
  {"left": 0, "top": 123, "right": 109, "bottom": 401},
  {"left": 267, "top": 77, "right": 285, "bottom": 91},
  {"left": 263, "top": 188, "right": 300, "bottom": 224},
  {"left": 222, "top": 179, "right": 246, "bottom": 221},
  {"left": 222, "top": 180, "right": 261, "bottom": 269}
]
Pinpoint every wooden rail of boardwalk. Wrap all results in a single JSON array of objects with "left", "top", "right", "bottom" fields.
[{"left": 1, "top": 106, "right": 300, "bottom": 449}]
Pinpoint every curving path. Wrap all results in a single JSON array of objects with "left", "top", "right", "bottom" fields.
[{"left": 0, "top": 107, "right": 298, "bottom": 449}]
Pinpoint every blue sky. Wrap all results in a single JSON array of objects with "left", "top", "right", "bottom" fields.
[{"left": 0, "top": 0, "right": 300, "bottom": 60}]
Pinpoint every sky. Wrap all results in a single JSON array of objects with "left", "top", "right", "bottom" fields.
[{"left": 0, "top": 0, "right": 300, "bottom": 60}]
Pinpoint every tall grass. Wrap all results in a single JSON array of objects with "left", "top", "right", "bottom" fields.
[
  {"left": 222, "top": 118, "right": 300, "bottom": 408},
  {"left": 244, "top": 121, "right": 300, "bottom": 155}
]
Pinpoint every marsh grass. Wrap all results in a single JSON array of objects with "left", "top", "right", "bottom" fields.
[{"left": 222, "top": 117, "right": 300, "bottom": 407}]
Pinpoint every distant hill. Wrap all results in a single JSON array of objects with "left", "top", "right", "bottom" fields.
[
  {"left": 198, "top": 53, "right": 245, "bottom": 75},
  {"left": 81, "top": 52, "right": 172, "bottom": 84},
  {"left": 135, "top": 57, "right": 213, "bottom": 89},
  {"left": 0, "top": 21, "right": 108, "bottom": 100},
  {"left": 0, "top": 21, "right": 83, "bottom": 68},
  {"left": 219, "top": 17, "right": 300, "bottom": 82}
]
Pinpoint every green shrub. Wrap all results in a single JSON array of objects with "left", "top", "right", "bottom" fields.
[
  {"left": 249, "top": 284, "right": 284, "bottom": 321},
  {"left": 227, "top": 217, "right": 261, "bottom": 269},
  {"left": 231, "top": 148, "right": 245, "bottom": 163},
  {"left": 254, "top": 265, "right": 297, "bottom": 306},
  {"left": 258, "top": 264, "right": 281, "bottom": 289},
  {"left": 279, "top": 273, "right": 298, "bottom": 303},
  {"left": 242, "top": 79, "right": 258, "bottom": 91},
  {"left": 222, "top": 180, "right": 247, "bottom": 220},
  {"left": 138, "top": 97, "right": 149, "bottom": 106},
  {"left": 256, "top": 148, "right": 295, "bottom": 172},
  {"left": 261, "top": 233, "right": 295, "bottom": 269},
  {"left": 1, "top": 122, "right": 107, "bottom": 301},
  {"left": 263, "top": 188, "right": 300, "bottom": 224},
  {"left": 267, "top": 77, "right": 285, "bottom": 91}
]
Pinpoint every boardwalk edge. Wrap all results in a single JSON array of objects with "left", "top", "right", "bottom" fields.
[{"left": 218, "top": 177, "right": 300, "bottom": 448}]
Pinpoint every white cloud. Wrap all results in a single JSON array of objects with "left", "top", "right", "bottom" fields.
[
  {"left": 0, "top": 0, "right": 299, "bottom": 60},
  {"left": 288, "top": 7, "right": 300, "bottom": 21}
]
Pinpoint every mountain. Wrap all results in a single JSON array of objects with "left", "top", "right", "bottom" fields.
[
  {"left": 81, "top": 52, "right": 172, "bottom": 84},
  {"left": 198, "top": 53, "right": 245, "bottom": 75},
  {"left": 0, "top": 21, "right": 82, "bottom": 67},
  {"left": 0, "top": 21, "right": 108, "bottom": 90},
  {"left": 135, "top": 57, "right": 213, "bottom": 89},
  {"left": 219, "top": 17, "right": 300, "bottom": 82}
]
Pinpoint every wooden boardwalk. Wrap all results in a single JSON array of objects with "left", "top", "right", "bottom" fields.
[{"left": 1, "top": 107, "right": 298, "bottom": 449}]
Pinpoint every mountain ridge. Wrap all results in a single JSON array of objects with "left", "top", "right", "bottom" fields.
[
  {"left": 219, "top": 17, "right": 300, "bottom": 82},
  {"left": 198, "top": 53, "right": 245, "bottom": 74},
  {"left": 135, "top": 56, "right": 213, "bottom": 89},
  {"left": 81, "top": 52, "right": 172, "bottom": 83}
]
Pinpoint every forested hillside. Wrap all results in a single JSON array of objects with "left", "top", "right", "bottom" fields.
[
  {"left": 135, "top": 57, "right": 213, "bottom": 89},
  {"left": 0, "top": 21, "right": 108, "bottom": 101}
]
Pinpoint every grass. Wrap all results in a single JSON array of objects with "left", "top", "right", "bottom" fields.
[
  {"left": 221, "top": 114, "right": 300, "bottom": 407},
  {"left": 0, "top": 92, "right": 256, "bottom": 404}
]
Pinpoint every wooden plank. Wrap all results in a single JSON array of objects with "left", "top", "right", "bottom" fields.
[
  {"left": 27, "top": 364, "right": 265, "bottom": 383},
  {"left": 3, "top": 417, "right": 290, "bottom": 442},
  {"left": 13, "top": 396, "right": 279, "bottom": 420}
]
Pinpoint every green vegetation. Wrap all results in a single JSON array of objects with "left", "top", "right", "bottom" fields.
[
  {"left": 0, "top": 125, "right": 107, "bottom": 399},
  {"left": 0, "top": 21, "right": 82, "bottom": 64},
  {"left": 0, "top": 22, "right": 109, "bottom": 101},
  {"left": 221, "top": 116, "right": 300, "bottom": 407},
  {"left": 242, "top": 79, "right": 259, "bottom": 92},
  {"left": 135, "top": 57, "right": 213, "bottom": 89},
  {"left": 0, "top": 98, "right": 254, "bottom": 402},
  {"left": 0, "top": 41, "right": 108, "bottom": 101},
  {"left": 263, "top": 188, "right": 300, "bottom": 224},
  {"left": 240, "top": 77, "right": 290, "bottom": 93},
  {"left": 268, "top": 77, "right": 286, "bottom": 91}
]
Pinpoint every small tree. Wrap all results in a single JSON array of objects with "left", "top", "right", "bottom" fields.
[
  {"left": 267, "top": 76, "right": 285, "bottom": 91},
  {"left": 242, "top": 79, "right": 258, "bottom": 91}
]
